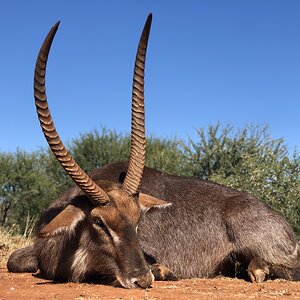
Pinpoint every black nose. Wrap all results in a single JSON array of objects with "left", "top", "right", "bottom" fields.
[{"left": 134, "top": 271, "right": 154, "bottom": 288}]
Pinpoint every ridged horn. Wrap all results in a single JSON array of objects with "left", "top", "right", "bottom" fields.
[
  {"left": 122, "top": 14, "right": 152, "bottom": 195},
  {"left": 34, "top": 21, "right": 110, "bottom": 205}
]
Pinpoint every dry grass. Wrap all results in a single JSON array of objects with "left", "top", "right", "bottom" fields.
[
  {"left": 0, "top": 227, "right": 33, "bottom": 265},
  {"left": 0, "top": 216, "right": 35, "bottom": 266}
]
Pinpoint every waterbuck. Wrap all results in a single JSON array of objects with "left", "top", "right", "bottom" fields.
[{"left": 7, "top": 14, "right": 300, "bottom": 288}]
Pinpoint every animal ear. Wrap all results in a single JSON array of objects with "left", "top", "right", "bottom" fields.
[
  {"left": 38, "top": 205, "right": 85, "bottom": 237},
  {"left": 139, "top": 193, "right": 172, "bottom": 212}
]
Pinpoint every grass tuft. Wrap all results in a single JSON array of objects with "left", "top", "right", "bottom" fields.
[{"left": 0, "top": 216, "right": 35, "bottom": 266}]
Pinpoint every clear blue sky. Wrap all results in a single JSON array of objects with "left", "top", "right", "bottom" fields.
[{"left": 1, "top": 1, "right": 300, "bottom": 153}]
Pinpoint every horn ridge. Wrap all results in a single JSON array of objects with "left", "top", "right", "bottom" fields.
[
  {"left": 34, "top": 21, "right": 109, "bottom": 205},
  {"left": 122, "top": 14, "right": 152, "bottom": 195}
]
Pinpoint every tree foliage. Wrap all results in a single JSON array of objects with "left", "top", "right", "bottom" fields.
[
  {"left": 70, "top": 128, "right": 185, "bottom": 175},
  {"left": 0, "top": 150, "right": 63, "bottom": 232},
  {"left": 71, "top": 128, "right": 130, "bottom": 173}
]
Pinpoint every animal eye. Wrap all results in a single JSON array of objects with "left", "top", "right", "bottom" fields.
[
  {"left": 93, "top": 217, "right": 106, "bottom": 229},
  {"left": 92, "top": 217, "right": 113, "bottom": 239}
]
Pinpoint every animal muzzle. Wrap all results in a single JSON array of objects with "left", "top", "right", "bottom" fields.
[
  {"left": 134, "top": 270, "right": 154, "bottom": 288},
  {"left": 117, "top": 270, "right": 154, "bottom": 289}
]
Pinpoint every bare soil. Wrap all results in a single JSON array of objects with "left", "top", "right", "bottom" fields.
[{"left": 1, "top": 265, "right": 300, "bottom": 300}]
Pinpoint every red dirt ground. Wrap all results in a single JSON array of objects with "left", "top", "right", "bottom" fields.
[{"left": 1, "top": 265, "right": 300, "bottom": 300}]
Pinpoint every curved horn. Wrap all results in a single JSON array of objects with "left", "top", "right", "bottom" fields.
[
  {"left": 122, "top": 14, "right": 152, "bottom": 195},
  {"left": 34, "top": 21, "right": 110, "bottom": 205}
]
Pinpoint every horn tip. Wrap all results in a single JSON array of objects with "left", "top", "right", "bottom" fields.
[
  {"left": 147, "top": 13, "right": 152, "bottom": 24},
  {"left": 53, "top": 21, "right": 61, "bottom": 31}
]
